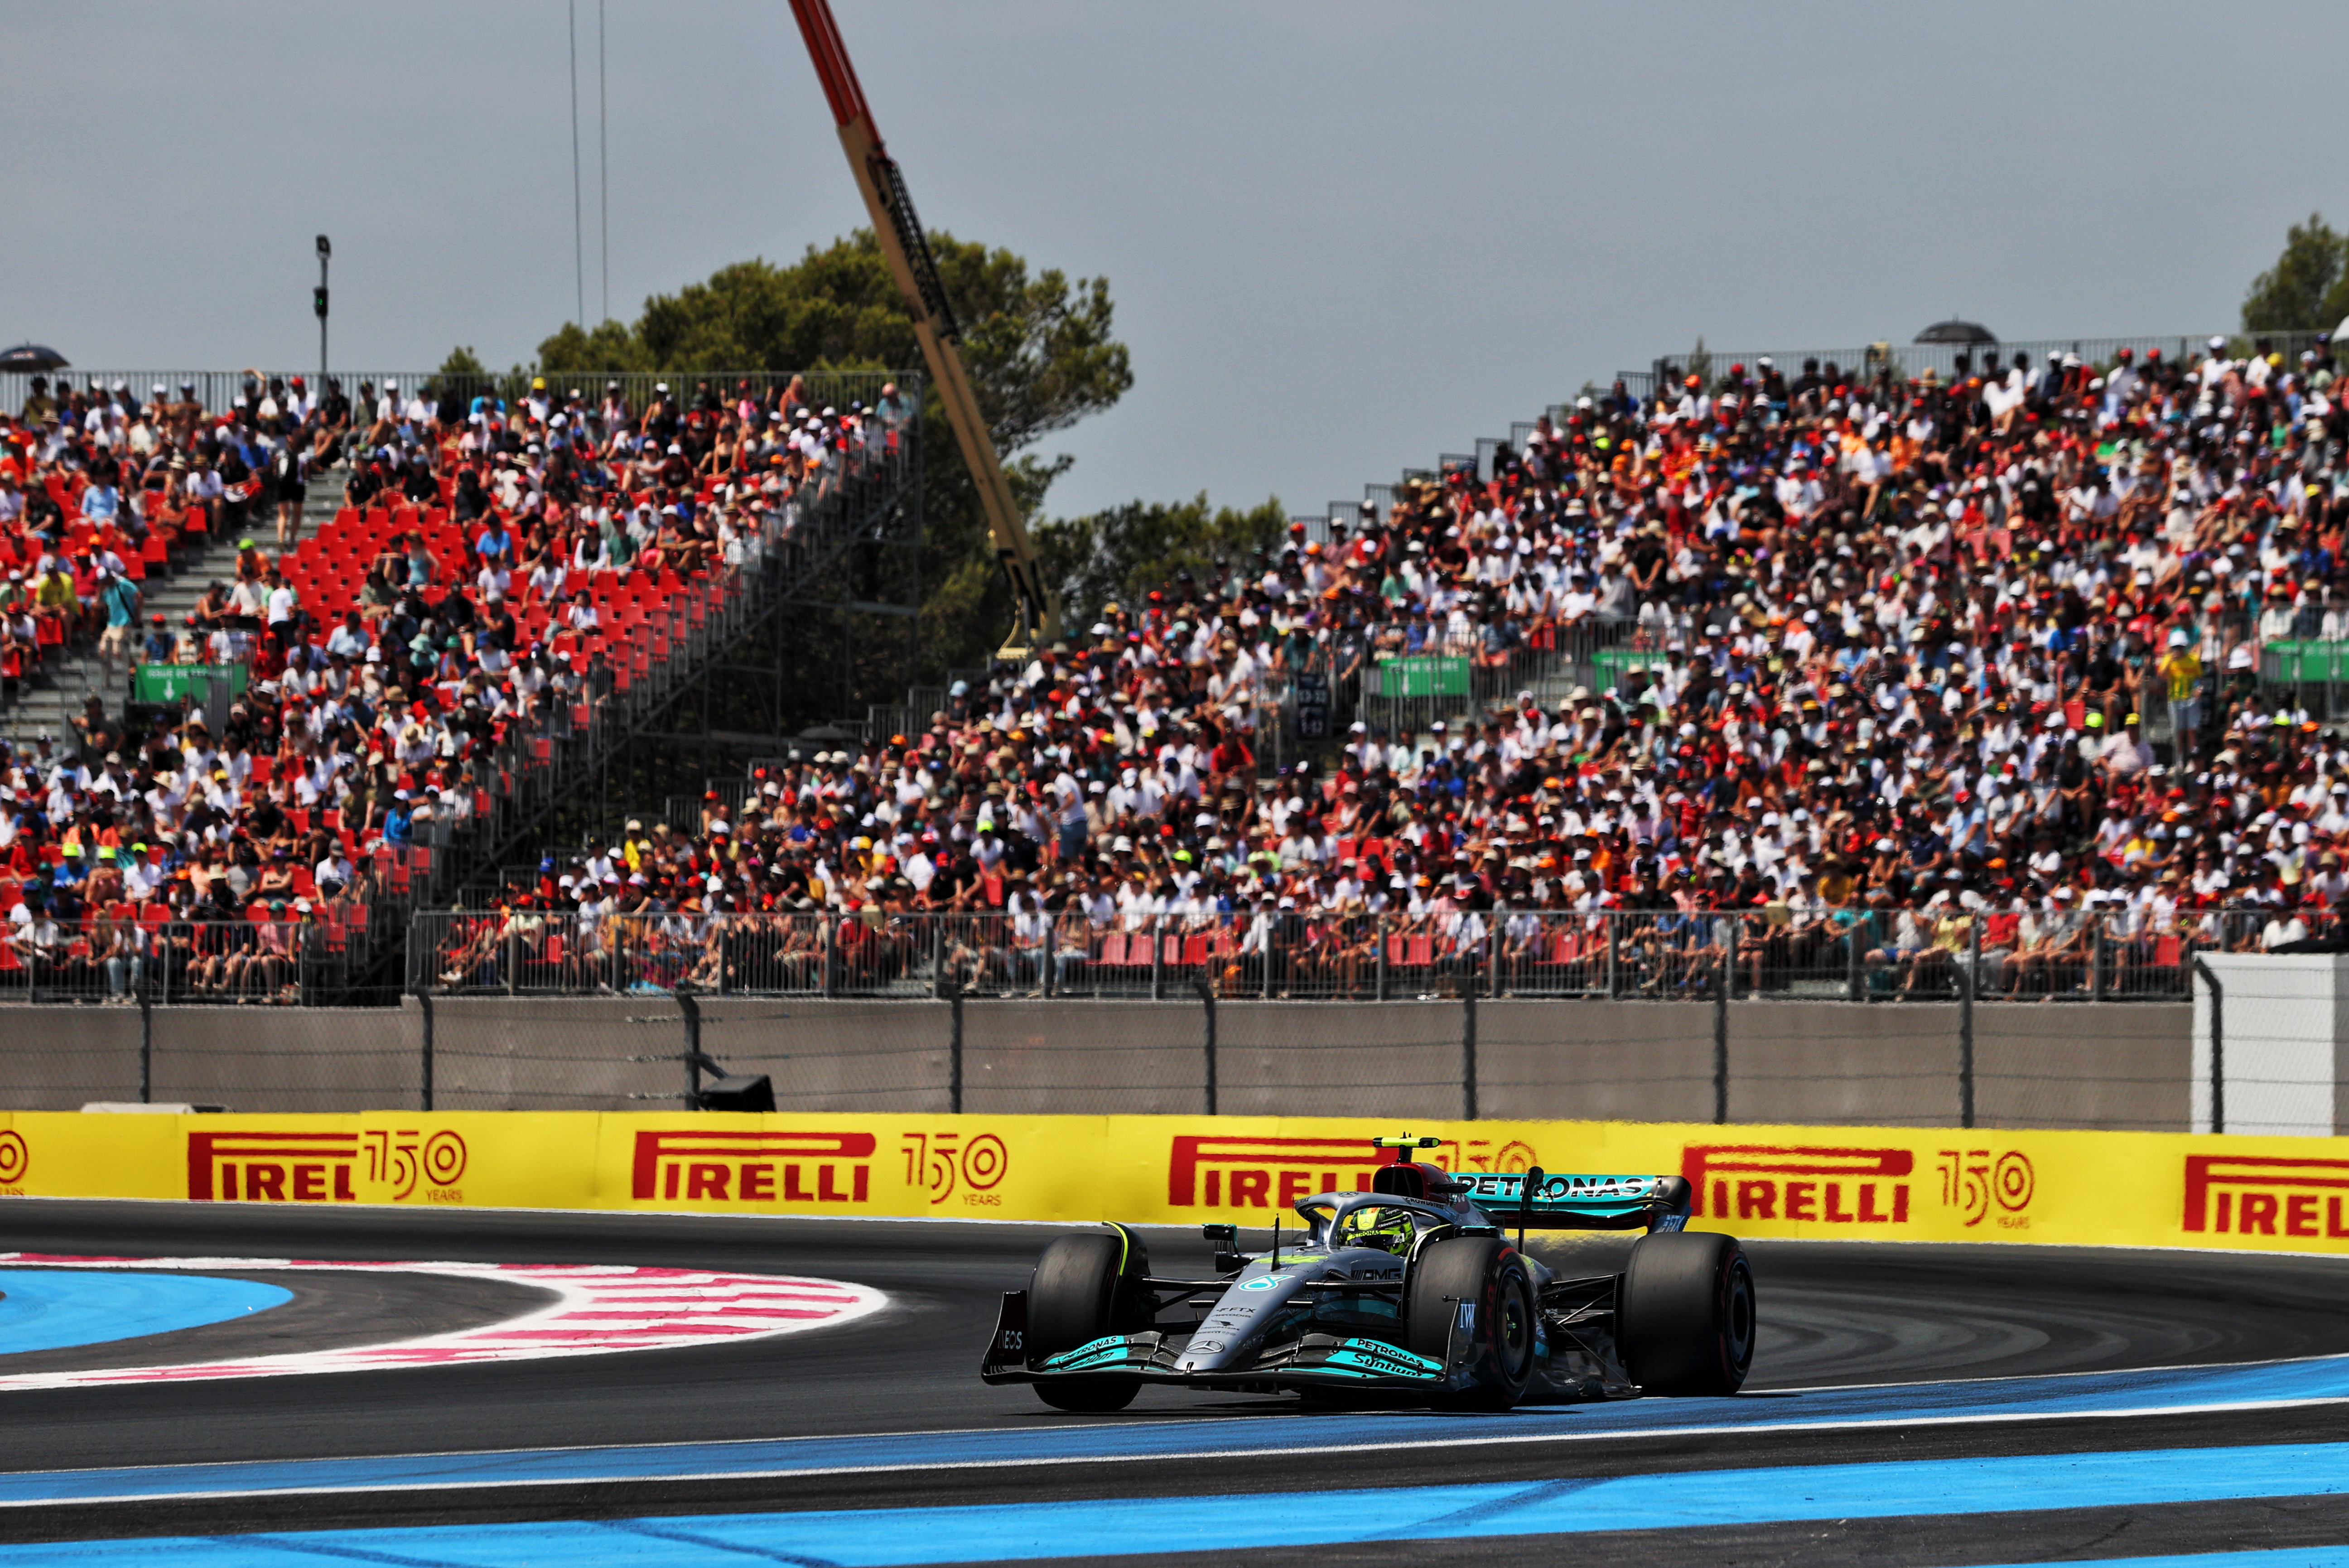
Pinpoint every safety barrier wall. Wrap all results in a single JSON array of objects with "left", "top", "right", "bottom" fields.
[
  {"left": 0, "top": 1111, "right": 2345, "bottom": 1259},
  {"left": 0, "top": 999, "right": 2196, "bottom": 1130}
]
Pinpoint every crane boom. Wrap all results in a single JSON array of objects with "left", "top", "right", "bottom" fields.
[{"left": 787, "top": 0, "right": 1063, "bottom": 660}]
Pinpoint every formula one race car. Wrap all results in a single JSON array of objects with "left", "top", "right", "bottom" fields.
[{"left": 980, "top": 1135, "right": 1755, "bottom": 1411}]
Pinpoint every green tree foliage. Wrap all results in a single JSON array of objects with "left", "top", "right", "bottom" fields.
[
  {"left": 1037, "top": 493, "right": 1290, "bottom": 626},
  {"left": 537, "top": 231, "right": 1133, "bottom": 674},
  {"left": 436, "top": 344, "right": 490, "bottom": 378},
  {"left": 2242, "top": 212, "right": 2349, "bottom": 333}
]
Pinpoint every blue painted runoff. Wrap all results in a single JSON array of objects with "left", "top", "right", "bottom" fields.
[
  {"left": 0, "top": 1440, "right": 2343, "bottom": 1566},
  {"left": 9, "top": 1346, "right": 2349, "bottom": 1506},
  {"left": 1973, "top": 1555, "right": 2349, "bottom": 1568},
  {"left": 0, "top": 1271, "right": 289, "bottom": 1358}
]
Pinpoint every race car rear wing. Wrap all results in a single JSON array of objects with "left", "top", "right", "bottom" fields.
[{"left": 1454, "top": 1169, "right": 1692, "bottom": 1232}]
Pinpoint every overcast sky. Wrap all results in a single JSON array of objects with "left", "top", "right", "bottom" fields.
[{"left": 10, "top": 2, "right": 2348, "bottom": 521}]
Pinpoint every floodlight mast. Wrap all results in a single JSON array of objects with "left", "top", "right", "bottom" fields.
[{"left": 787, "top": 0, "right": 1063, "bottom": 662}]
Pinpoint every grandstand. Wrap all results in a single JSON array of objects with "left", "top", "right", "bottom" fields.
[
  {"left": 0, "top": 368, "right": 921, "bottom": 1003},
  {"left": 7, "top": 326, "right": 2349, "bottom": 1009}
]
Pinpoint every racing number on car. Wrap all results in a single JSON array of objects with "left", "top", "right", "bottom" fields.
[
  {"left": 1938, "top": 1148, "right": 2035, "bottom": 1229},
  {"left": 902, "top": 1132, "right": 1010, "bottom": 1207}
]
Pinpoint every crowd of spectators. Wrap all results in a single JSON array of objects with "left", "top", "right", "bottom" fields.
[
  {"left": 466, "top": 333, "right": 2349, "bottom": 999},
  {"left": 0, "top": 367, "right": 900, "bottom": 998}
]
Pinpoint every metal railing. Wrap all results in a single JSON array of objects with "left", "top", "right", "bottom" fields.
[
  {"left": 2, "top": 918, "right": 355, "bottom": 1006},
  {"left": 407, "top": 907, "right": 2267, "bottom": 1003},
  {"left": 1, "top": 369, "right": 913, "bottom": 425},
  {"left": 1614, "top": 329, "right": 2335, "bottom": 407}
]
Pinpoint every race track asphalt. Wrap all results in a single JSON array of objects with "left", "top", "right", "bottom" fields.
[{"left": 1, "top": 1197, "right": 2345, "bottom": 1563}]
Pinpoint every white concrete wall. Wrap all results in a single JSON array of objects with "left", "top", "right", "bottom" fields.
[{"left": 2193, "top": 953, "right": 2349, "bottom": 1136}]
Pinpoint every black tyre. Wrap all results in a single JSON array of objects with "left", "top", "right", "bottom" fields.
[
  {"left": 1404, "top": 1234, "right": 1536, "bottom": 1410},
  {"left": 1026, "top": 1231, "right": 1149, "bottom": 1413},
  {"left": 1618, "top": 1230, "right": 1755, "bottom": 1395}
]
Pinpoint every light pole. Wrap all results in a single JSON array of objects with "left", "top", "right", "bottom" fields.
[{"left": 314, "top": 235, "right": 331, "bottom": 394}]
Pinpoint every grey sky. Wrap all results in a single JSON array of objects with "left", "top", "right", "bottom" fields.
[{"left": 10, "top": 2, "right": 2347, "bottom": 524}]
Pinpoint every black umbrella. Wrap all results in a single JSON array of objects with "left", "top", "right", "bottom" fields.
[{"left": 0, "top": 343, "right": 68, "bottom": 371}]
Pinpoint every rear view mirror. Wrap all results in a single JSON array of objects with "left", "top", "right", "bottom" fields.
[{"left": 1202, "top": 1221, "right": 1244, "bottom": 1274}]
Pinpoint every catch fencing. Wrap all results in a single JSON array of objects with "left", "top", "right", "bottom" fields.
[
  {"left": 406, "top": 907, "right": 2234, "bottom": 1005},
  {"left": 0, "top": 989, "right": 2199, "bottom": 1130}
]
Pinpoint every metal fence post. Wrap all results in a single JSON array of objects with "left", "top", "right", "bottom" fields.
[
  {"left": 505, "top": 930, "right": 519, "bottom": 997},
  {"left": 1847, "top": 915, "right": 1863, "bottom": 1003},
  {"left": 1375, "top": 913, "right": 1389, "bottom": 1002},
  {"left": 931, "top": 918, "right": 946, "bottom": 999},
  {"left": 822, "top": 914, "right": 838, "bottom": 999},
  {"left": 677, "top": 982, "right": 703, "bottom": 1107},
  {"left": 2195, "top": 955, "right": 2224, "bottom": 1134},
  {"left": 1606, "top": 913, "right": 1621, "bottom": 998},
  {"left": 1486, "top": 904, "right": 1502, "bottom": 998},
  {"left": 947, "top": 973, "right": 964, "bottom": 1115},
  {"left": 1196, "top": 977, "right": 1217, "bottom": 1116},
  {"left": 1150, "top": 914, "right": 1165, "bottom": 1002},
  {"left": 1462, "top": 974, "right": 1479, "bottom": 1121},
  {"left": 1713, "top": 946, "right": 1729, "bottom": 1125},
  {"left": 2091, "top": 917, "right": 2107, "bottom": 1003},
  {"left": 1958, "top": 952, "right": 1976, "bottom": 1130},
  {"left": 416, "top": 989, "right": 434, "bottom": 1112},
  {"left": 136, "top": 965, "right": 152, "bottom": 1105}
]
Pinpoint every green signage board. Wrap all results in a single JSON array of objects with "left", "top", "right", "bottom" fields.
[
  {"left": 133, "top": 663, "right": 250, "bottom": 705},
  {"left": 1375, "top": 655, "right": 1469, "bottom": 698}
]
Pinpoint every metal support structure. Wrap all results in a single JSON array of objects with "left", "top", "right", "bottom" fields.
[
  {"left": 1374, "top": 914, "right": 1389, "bottom": 1002},
  {"left": 1150, "top": 915, "right": 1165, "bottom": 1002},
  {"left": 787, "top": 0, "right": 1061, "bottom": 658},
  {"left": 1958, "top": 952, "right": 1976, "bottom": 1132},
  {"left": 1462, "top": 975, "right": 1479, "bottom": 1121},
  {"left": 1196, "top": 977, "right": 1218, "bottom": 1117},
  {"left": 1713, "top": 948, "right": 1730, "bottom": 1124},
  {"left": 2195, "top": 955, "right": 2224, "bottom": 1135},
  {"left": 676, "top": 983, "right": 704, "bottom": 1106},
  {"left": 314, "top": 235, "right": 330, "bottom": 392},
  {"left": 946, "top": 974, "right": 964, "bottom": 1115},
  {"left": 415, "top": 989, "right": 434, "bottom": 1112},
  {"left": 136, "top": 968, "right": 152, "bottom": 1105}
]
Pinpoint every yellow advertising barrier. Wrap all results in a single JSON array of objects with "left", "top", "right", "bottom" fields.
[{"left": 1, "top": 1111, "right": 2347, "bottom": 1257}]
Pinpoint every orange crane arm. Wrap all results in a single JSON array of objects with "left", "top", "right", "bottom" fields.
[{"left": 788, "top": 0, "right": 1063, "bottom": 659}]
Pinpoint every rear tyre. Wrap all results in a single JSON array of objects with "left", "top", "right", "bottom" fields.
[
  {"left": 1617, "top": 1230, "right": 1755, "bottom": 1396},
  {"left": 1404, "top": 1235, "right": 1536, "bottom": 1410},
  {"left": 1026, "top": 1231, "right": 1148, "bottom": 1413}
]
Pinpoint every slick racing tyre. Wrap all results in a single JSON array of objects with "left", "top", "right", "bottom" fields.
[
  {"left": 1618, "top": 1230, "right": 1755, "bottom": 1396},
  {"left": 1405, "top": 1234, "right": 1536, "bottom": 1410},
  {"left": 1027, "top": 1232, "right": 1149, "bottom": 1413}
]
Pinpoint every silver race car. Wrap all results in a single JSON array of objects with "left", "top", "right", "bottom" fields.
[{"left": 981, "top": 1134, "right": 1755, "bottom": 1411}]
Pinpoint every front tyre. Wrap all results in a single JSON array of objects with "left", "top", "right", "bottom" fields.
[
  {"left": 1026, "top": 1232, "right": 1148, "bottom": 1413},
  {"left": 1405, "top": 1235, "right": 1536, "bottom": 1410},
  {"left": 1618, "top": 1230, "right": 1755, "bottom": 1396}
]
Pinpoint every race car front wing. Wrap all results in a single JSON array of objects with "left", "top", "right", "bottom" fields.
[{"left": 977, "top": 1288, "right": 1483, "bottom": 1394}]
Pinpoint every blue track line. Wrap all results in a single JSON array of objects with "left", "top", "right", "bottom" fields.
[
  {"left": 7, "top": 1347, "right": 2349, "bottom": 1507},
  {"left": 0, "top": 1272, "right": 289, "bottom": 1359},
  {"left": 3, "top": 1441, "right": 2346, "bottom": 1565}
]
